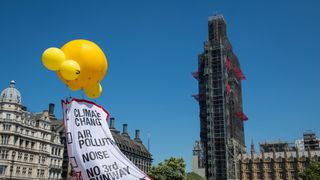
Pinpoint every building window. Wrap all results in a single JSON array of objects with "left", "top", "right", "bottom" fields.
[
  {"left": 6, "top": 113, "right": 11, "bottom": 119},
  {"left": 18, "top": 152, "right": 23, "bottom": 160},
  {"left": 28, "top": 168, "right": 32, "bottom": 176},
  {"left": 14, "top": 136, "right": 18, "bottom": 145},
  {"left": 246, "top": 172, "right": 250, "bottom": 178},
  {"left": 1, "top": 135, "right": 10, "bottom": 144},
  {"left": 24, "top": 153, "right": 28, "bottom": 161},
  {"left": 40, "top": 169, "right": 45, "bottom": 177},
  {"left": 37, "top": 169, "right": 40, "bottom": 177},
  {"left": 19, "top": 139, "right": 24, "bottom": 147},
  {"left": 3, "top": 124, "right": 11, "bottom": 131},
  {"left": 22, "top": 167, "right": 27, "bottom": 175},
  {"left": 290, "top": 163, "right": 294, "bottom": 169},
  {"left": 30, "top": 155, "right": 34, "bottom": 162},
  {"left": 0, "top": 150, "right": 8, "bottom": 159},
  {"left": 25, "top": 141, "right": 29, "bottom": 149},
  {"left": 16, "top": 166, "right": 21, "bottom": 174},
  {"left": 267, "top": 163, "right": 272, "bottom": 169},
  {"left": 0, "top": 165, "right": 6, "bottom": 175},
  {"left": 280, "top": 172, "right": 286, "bottom": 179}
]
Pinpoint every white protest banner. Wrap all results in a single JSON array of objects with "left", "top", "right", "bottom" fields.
[{"left": 62, "top": 98, "right": 151, "bottom": 180}]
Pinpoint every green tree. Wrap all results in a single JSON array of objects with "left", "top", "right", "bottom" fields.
[
  {"left": 299, "top": 161, "right": 320, "bottom": 180},
  {"left": 148, "top": 157, "right": 186, "bottom": 180},
  {"left": 186, "top": 172, "right": 204, "bottom": 180}
]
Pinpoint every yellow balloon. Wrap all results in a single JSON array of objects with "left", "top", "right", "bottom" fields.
[
  {"left": 59, "top": 60, "right": 80, "bottom": 80},
  {"left": 84, "top": 83, "right": 102, "bottom": 99},
  {"left": 42, "top": 47, "right": 66, "bottom": 71},
  {"left": 57, "top": 39, "right": 108, "bottom": 89},
  {"left": 66, "top": 83, "right": 81, "bottom": 91}
]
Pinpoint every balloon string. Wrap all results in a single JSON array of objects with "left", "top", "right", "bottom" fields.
[
  {"left": 66, "top": 85, "right": 72, "bottom": 100},
  {"left": 81, "top": 90, "right": 85, "bottom": 99}
]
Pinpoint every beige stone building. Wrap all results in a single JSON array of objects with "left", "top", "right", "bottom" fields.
[
  {"left": 191, "top": 141, "right": 205, "bottom": 178},
  {"left": 0, "top": 81, "right": 64, "bottom": 180},
  {"left": 239, "top": 135, "right": 320, "bottom": 180}
]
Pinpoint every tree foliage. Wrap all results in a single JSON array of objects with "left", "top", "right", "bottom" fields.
[
  {"left": 148, "top": 157, "right": 186, "bottom": 180},
  {"left": 299, "top": 161, "right": 320, "bottom": 180},
  {"left": 186, "top": 172, "right": 204, "bottom": 180}
]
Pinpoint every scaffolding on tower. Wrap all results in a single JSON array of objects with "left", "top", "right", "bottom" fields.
[
  {"left": 192, "top": 71, "right": 199, "bottom": 81},
  {"left": 233, "top": 66, "right": 246, "bottom": 80}
]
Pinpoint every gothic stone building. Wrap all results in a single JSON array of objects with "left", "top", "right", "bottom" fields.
[{"left": 239, "top": 133, "right": 320, "bottom": 180}]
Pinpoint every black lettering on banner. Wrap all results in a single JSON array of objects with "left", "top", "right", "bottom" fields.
[
  {"left": 78, "top": 129, "right": 92, "bottom": 139},
  {"left": 74, "top": 108, "right": 102, "bottom": 118},
  {"left": 84, "top": 129, "right": 92, "bottom": 137},
  {"left": 74, "top": 117, "right": 102, "bottom": 126},
  {"left": 74, "top": 109, "right": 81, "bottom": 117},
  {"left": 86, "top": 166, "right": 101, "bottom": 178},
  {"left": 123, "top": 166, "right": 130, "bottom": 175},
  {"left": 83, "top": 109, "right": 92, "bottom": 117},
  {"left": 101, "top": 162, "right": 131, "bottom": 179},
  {"left": 102, "top": 162, "right": 119, "bottom": 173},
  {"left": 75, "top": 117, "right": 80, "bottom": 126},
  {"left": 78, "top": 131, "right": 84, "bottom": 139},
  {"left": 70, "top": 105, "right": 135, "bottom": 179},
  {"left": 82, "top": 150, "right": 109, "bottom": 163},
  {"left": 78, "top": 138, "right": 110, "bottom": 149},
  {"left": 89, "top": 174, "right": 111, "bottom": 180}
]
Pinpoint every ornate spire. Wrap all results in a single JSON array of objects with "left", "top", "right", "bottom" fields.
[{"left": 250, "top": 140, "right": 255, "bottom": 154}]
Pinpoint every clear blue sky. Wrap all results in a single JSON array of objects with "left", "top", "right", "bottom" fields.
[{"left": 0, "top": 0, "right": 319, "bottom": 171}]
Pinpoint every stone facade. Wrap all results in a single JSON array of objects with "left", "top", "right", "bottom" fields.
[
  {"left": 0, "top": 81, "right": 64, "bottom": 180},
  {"left": 192, "top": 141, "right": 205, "bottom": 178},
  {"left": 239, "top": 135, "right": 320, "bottom": 180}
]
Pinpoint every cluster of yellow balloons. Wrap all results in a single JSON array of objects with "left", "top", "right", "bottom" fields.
[{"left": 42, "top": 39, "right": 108, "bottom": 98}]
